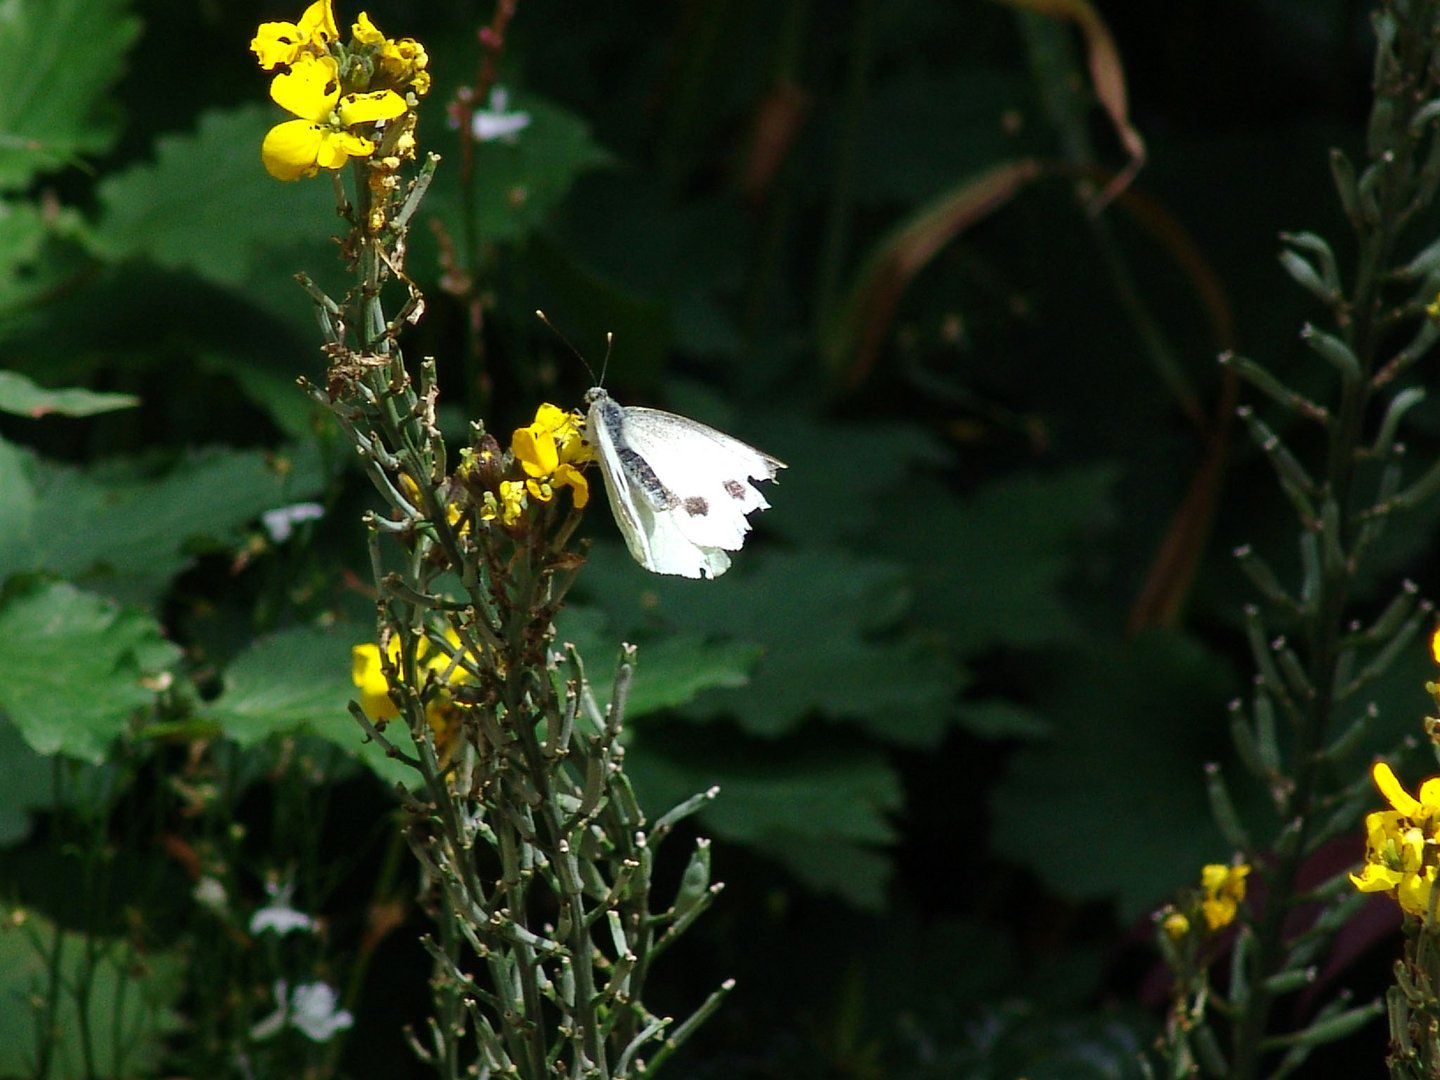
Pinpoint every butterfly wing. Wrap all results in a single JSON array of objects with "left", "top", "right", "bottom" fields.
[
  {"left": 617, "top": 406, "right": 784, "bottom": 555},
  {"left": 586, "top": 394, "right": 657, "bottom": 568},
  {"left": 585, "top": 390, "right": 783, "bottom": 578}
]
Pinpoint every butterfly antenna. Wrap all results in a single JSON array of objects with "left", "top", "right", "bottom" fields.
[
  {"left": 534, "top": 309, "right": 599, "bottom": 386},
  {"left": 599, "top": 332, "right": 613, "bottom": 387}
]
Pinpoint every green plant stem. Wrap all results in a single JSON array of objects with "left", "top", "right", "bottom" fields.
[
  {"left": 316, "top": 135, "right": 721, "bottom": 1076},
  {"left": 1231, "top": 4, "right": 1440, "bottom": 1074}
]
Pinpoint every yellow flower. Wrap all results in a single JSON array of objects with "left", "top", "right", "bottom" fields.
[
  {"left": 1351, "top": 761, "right": 1440, "bottom": 924},
  {"left": 1399, "top": 866, "right": 1439, "bottom": 919},
  {"left": 352, "top": 628, "right": 469, "bottom": 727},
  {"left": 250, "top": 1, "right": 339, "bottom": 70},
  {"left": 1373, "top": 760, "right": 1440, "bottom": 826},
  {"left": 479, "top": 480, "right": 529, "bottom": 527},
  {"left": 1354, "top": 809, "right": 1425, "bottom": 886},
  {"left": 379, "top": 37, "right": 430, "bottom": 97},
  {"left": 510, "top": 403, "right": 591, "bottom": 510},
  {"left": 261, "top": 53, "right": 407, "bottom": 180},
  {"left": 346, "top": 12, "right": 429, "bottom": 97},
  {"left": 1198, "top": 863, "right": 1250, "bottom": 931},
  {"left": 498, "top": 480, "right": 528, "bottom": 523},
  {"left": 1162, "top": 911, "right": 1190, "bottom": 940}
]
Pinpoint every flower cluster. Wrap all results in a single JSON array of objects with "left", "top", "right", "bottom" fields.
[
  {"left": 513, "top": 404, "right": 592, "bottom": 507},
  {"left": 1350, "top": 760, "right": 1440, "bottom": 922},
  {"left": 1199, "top": 863, "right": 1250, "bottom": 931},
  {"left": 463, "top": 404, "right": 592, "bottom": 528},
  {"left": 1162, "top": 861, "right": 1252, "bottom": 940},
  {"left": 352, "top": 627, "right": 470, "bottom": 759},
  {"left": 1349, "top": 629, "right": 1440, "bottom": 923},
  {"left": 250, "top": 1, "right": 428, "bottom": 183}
]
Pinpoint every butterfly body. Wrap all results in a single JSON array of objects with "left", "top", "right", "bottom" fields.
[{"left": 584, "top": 388, "right": 786, "bottom": 578}]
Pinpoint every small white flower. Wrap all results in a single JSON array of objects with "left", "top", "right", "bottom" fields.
[
  {"left": 251, "top": 980, "right": 353, "bottom": 1043},
  {"left": 471, "top": 86, "right": 531, "bottom": 143},
  {"left": 261, "top": 502, "right": 325, "bottom": 543},
  {"left": 193, "top": 876, "right": 228, "bottom": 913},
  {"left": 249, "top": 880, "right": 316, "bottom": 937}
]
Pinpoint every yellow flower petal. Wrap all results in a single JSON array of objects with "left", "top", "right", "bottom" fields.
[
  {"left": 353, "top": 11, "right": 386, "bottom": 45},
  {"left": 1221, "top": 864, "right": 1250, "bottom": 900},
  {"left": 553, "top": 462, "right": 589, "bottom": 509},
  {"left": 251, "top": 21, "right": 305, "bottom": 69},
  {"left": 1419, "top": 777, "right": 1440, "bottom": 817},
  {"left": 351, "top": 644, "right": 399, "bottom": 720},
  {"left": 1398, "top": 867, "right": 1437, "bottom": 918},
  {"left": 1162, "top": 912, "right": 1190, "bottom": 940},
  {"left": 532, "top": 404, "right": 568, "bottom": 431},
  {"left": 298, "top": 0, "right": 339, "bottom": 45},
  {"left": 513, "top": 425, "right": 559, "bottom": 478},
  {"left": 1201, "top": 895, "right": 1238, "bottom": 931},
  {"left": 498, "top": 480, "right": 527, "bottom": 525},
  {"left": 1400, "top": 826, "right": 1427, "bottom": 872},
  {"left": 1200, "top": 864, "right": 1229, "bottom": 892},
  {"left": 271, "top": 54, "right": 340, "bottom": 122},
  {"left": 336, "top": 90, "right": 408, "bottom": 126},
  {"left": 314, "top": 128, "right": 375, "bottom": 170},
  {"left": 1374, "top": 761, "right": 1424, "bottom": 819},
  {"left": 1350, "top": 863, "right": 1403, "bottom": 893},
  {"left": 262, "top": 119, "right": 328, "bottom": 180}
]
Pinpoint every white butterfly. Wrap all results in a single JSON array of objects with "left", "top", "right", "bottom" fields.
[{"left": 584, "top": 388, "right": 786, "bottom": 578}]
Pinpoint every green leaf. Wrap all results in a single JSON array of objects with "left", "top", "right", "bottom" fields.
[
  {"left": 0, "top": 202, "right": 92, "bottom": 326},
  {"left": 90, "top": 105, "right": 339, "bottom": 290},
  {"left": 893, "top": 467, "right": 1120, "bottom": 653},
  {"left": 0, "top": 914, "right": 183, "bottom": 1078},
  {"left": 622, "top": 636, "right": 764, "bottom": 717},
  {"left": 0, "top": 718, "right": 57, "bottom": 844},
  {"left": 955, "top": 698, "right": 1053, "bottom": 740},
  {"left": 0, "top": 441, "right": 325, "bottom": 605},
  {"left": 201, "top": 625, "right": 414, "bottom": 789},
  {"left": 0, "top": 199, "right": 91, "bottom": 317},
  {"left": 989, "top": 631, "right": 1239, "bottom": 921},
  {"left": 434, "top": 92, "right": 613, "bottom": 245},
  {"left": 556, "top": 605, "right": 762, "bottom": 720},
  {"left": 740, "top": 412, "right": 949, "bottom": 548},
  {"left": 0, "top": 0, "right": 140, "bottom": 190},
  {"left": 627, "top": 729, "right": 902, "bottom": 909},
  {"left": 0, "top": 579, "right": 177, "bottom": 763},
  {"left": 0, "top": 435, "right": 36, "bottom": 561},
  {"left": 0, "top": 370, "right": 138, "bottom": 418},
  {"left": 0, "top": 199, "right": 45, "bottom": 282},
  {"left": 581, "top": 545, "right": 961, "bottom": 746}
]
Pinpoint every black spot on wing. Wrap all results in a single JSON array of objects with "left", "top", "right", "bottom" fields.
[
  {"left": 723, "top": 479, "right": 747, "bottom": 500},
  {"left": 683, "top": 496, "right": 709, "bottom": 516}
]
